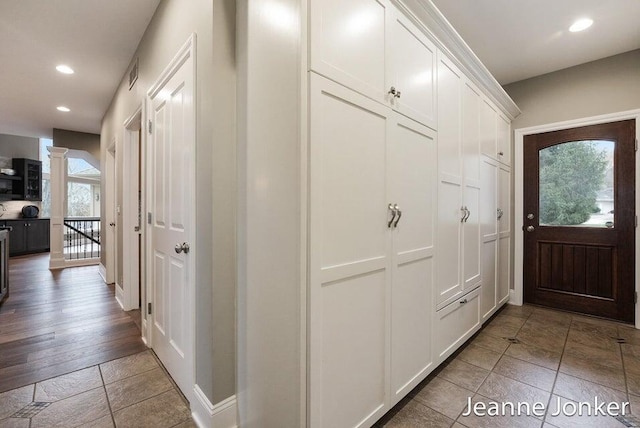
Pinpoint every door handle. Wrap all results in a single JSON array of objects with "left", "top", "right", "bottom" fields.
[
  {"left": 526, "top": 225, "right": 535, "bottom": 232},
  {"left": 175, "top": 242, "right": 190, "bottom": 254},
  {"left": 393, "top": 204, "right": 402, "bottom": 228}
]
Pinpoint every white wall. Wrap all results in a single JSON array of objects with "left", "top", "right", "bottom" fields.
[
  {"left": 100, "top": 0, "right": 236, "bottom": 408},
  {"left": 0, "top": 133, "right": 39, "bottom": 159}
]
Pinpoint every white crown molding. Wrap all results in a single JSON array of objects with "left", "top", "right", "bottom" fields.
[{"left": 396, "top": 0, "right": 521, "bottom": 120}]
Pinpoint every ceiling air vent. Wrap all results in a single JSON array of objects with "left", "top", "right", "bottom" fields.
[{"left": 129, "top": 58, "right": 139, "bottom": 90}]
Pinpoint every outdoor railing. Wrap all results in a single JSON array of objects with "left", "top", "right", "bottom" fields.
[{"left": 63, "top": 217, "right": 101, "bottom": 260}]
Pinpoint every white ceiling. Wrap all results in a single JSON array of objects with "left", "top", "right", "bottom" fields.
[
  {"left": 0, "top": 0, "right": 161, "bottom": 139},
  {"left": 430, "top": 0, "right": 640, "bottom": 85}
]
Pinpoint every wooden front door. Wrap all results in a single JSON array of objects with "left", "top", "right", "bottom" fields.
[{"left": 523, "top": 120, "right": 636, "bottom": 322}]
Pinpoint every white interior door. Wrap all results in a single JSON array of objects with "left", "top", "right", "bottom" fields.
[
  {"left": 309, "top": 73, "right": 391, "bottom": 428},
  {"left": 148, "top": 42, "right": 195, "bottom": 399},
  {"left": 389, "top": 114, "right": 436, "bottom": 403}
]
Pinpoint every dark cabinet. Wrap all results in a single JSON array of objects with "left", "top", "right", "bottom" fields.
[
  {"left": 4, "top": 219, "right": 50, "bottom": 256},
  {"left": 0, "top": 174, "right": 23, "bottom": 201},
  {"left": 12, "top": 158, "right": 43, "bottom": 201}
]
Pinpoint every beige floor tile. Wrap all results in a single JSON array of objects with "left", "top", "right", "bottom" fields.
[
  {"left": 482, "top": 314, "right": 526, "bottom": 338},
  {"left": 516, "top": 321, "right": 567, "bottom": 353},
  {"left": 628, "top": 394, "right": 640, "bottom": 415},
  {"left": 76, "top": 414, "right": 115, "bottom": 428},
  {"left": 413, "top": 377, "right": 473, "bottom": 420},
  {"left": 458, "top": 344, "right": 503, "bottom": 371},
  {"left": 563, "top": 340, "right": 622, "bottom": 368},
  {"left": 0, "top": 418, "right": 30, "bottom": 428},
  {"left": 171, "top": 420, "right": 198, "bottom": 428},
  {"left": 618, "top": 325, "right": 640, "bottom": 346},
  {"left": 471, "top": 331, "right": 510, "bottom": 353},
  {"left": 565, "top": 328, "right": 620, "bottom": 354},
  {"left": 477, "top": 372, "right": 550, "bottom": 410},
  {"left": 438, "top": 359, "right": 490, "bottom": 392},
  {"left": 553, "top": 372, "right": 628, "bottom": 406},
  {"left": 34, "top": 366, "right": 103, "bottom": 402},
  {"left": 493, "top": 355, "right": 557, "bottom": 392},
  {"left": 0, "top": 385, "right": 34, "bottom": 420},
  {"left": 105, "top": 367, "right": 173, "bottom": 411},
  {"left": 559, "top": 354, "right": 626, "bottom": 392},
  {"left": 544, "top": 395, "right": 627, "bottom": 428},
  {"left": 31, "top": 387, "right": 110, "bottom": 428},
  {"left": 499, "top": 304, "right": 534, "bottom": 320},
  {"left": 378, "top": 400, "right": 453, "bottom": 428},
  {"left": 528, "top": 308, "right": 572, "bottom": 327},
  {"left": 113, "top": 389, "right": 191, "bottom": 428},
  {"left": 457, "top": 394, "right": 543, "bottom": 428},
  {"left": 505, "top": 342, "right": 562, "bottom": 371},
  {"left": 100, "top": 351, "right": 159, "bottom": 384}
]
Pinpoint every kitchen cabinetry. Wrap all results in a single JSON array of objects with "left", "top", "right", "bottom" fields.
[
  {"left": 12, "top": 158, "right": 42, "bottom": 201},
  {"left": 5, "top": 219, "right": 50, "bottom": 256},
  {"left": 0, "top": 174, "right": 23, "bottom": 201}
]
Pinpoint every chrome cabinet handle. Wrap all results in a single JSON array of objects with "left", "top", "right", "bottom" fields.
[
  {"left": 498, "top": 151, "right": 504, "bottom": 156},
  {"left": 388, "top": 203, "right": 397, "bottom": 228},
  {"left": 393, "top": 204, "right": 402, "bottom": 228},
  {"left": 388, "top": 87, "right": 401, "bottom": 99},
  {"left": 465, "top": 207, "right": 471, "bottom": 222},
  {"left": 460, "top": 206, "right": 466, "bottom": 223},
  {"left": 497, "top": 208, "right": 504, "bottom": 220}
]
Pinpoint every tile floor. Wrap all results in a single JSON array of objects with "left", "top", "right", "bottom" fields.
[
  {"left": 0, "top": 350, "right": 195, "bottom": 428},
  {"left": 375, "top": 304, "right": 640, "bottom": 428}
]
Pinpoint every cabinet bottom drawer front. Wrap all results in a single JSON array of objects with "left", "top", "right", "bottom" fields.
[{"left": 434, "top": 287, "right": 481, "bottom": 362}]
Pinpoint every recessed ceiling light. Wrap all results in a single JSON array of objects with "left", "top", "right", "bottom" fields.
[
  {"left": 56, "top": 65, "right": 74, "bottom": 74},
  {"left": 569, "top": 18, "right": 593, "bottom": 32},
  {"left": 56, "top": 106, "right": 70, "bottom": 112}
]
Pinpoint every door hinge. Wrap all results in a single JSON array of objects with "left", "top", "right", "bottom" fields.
[
  {"left": 148, "top": 120, "right": 153, "bottom": 134},
  {"left": 148, "top": 302, "right": 152, "bottom": 315},
  {"left": 147, "top": 212, "right": 152, "bottom": 224}
]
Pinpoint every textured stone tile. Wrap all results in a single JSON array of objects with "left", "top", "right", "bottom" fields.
[
  {"left": 618, "top": 325, "right": 640, "bottom": 346},
  {"left": 493, "top": 355, "right": 557, "bottom": 392},
  {"left": 482, "top": 314, "right": 527, "bottom": 338},
  {"left": 544, "top": 395, "right": 627, "bottom": 428},
  {"left": 528, "top": 308, "right": 572, "bottom": 327},
  {"left": 0, "top": 418, "right": 30, "bottom": 428},
  {"left": 559, "top": 354, "right": 626, "bottom": 392},
  {"left": 458, "top": 344, "right": 503, "bottom": 371},
  {"left": 76, "top": 414, "right": 115, "bottom": 428},
  {"left": 113, "top": 389, "right": 191, "bottom": 428},
  {"left": 35, "top": 366, "right": 103, "bottom": 402},
  {"left": 477, "top": 372, "right": 550, "bottom": 410},
  {"left": 505, "top": 342, "right": 562, "bottom": 371},
  {"left": 105, "top": 367, "right": 173, "bottom": 411},
  {"left": 563, "top": 340, "right": 622, "bottom": 368},
  {"left": 628, "top": 394, "right": 640, "bottom": 415},
  {"left": 566, "top": 328, "right": 620, "bottom": 354},
  {"left": 516, "top": 321, "right": 567, "bottom": 353},
  {"left": 553, "top": 373, "right": 628, "bottom": 407},
  {"left": 438, "top": 359, "right": 490, "bottom": 392},
  {"left": 499, "top": 304, "right": 534, "bottom": 320},
  {"left": 413, "top": 377, "right": 473, "bottom": 420},
  {"left": 472, "top": 331, "right": 511, "bottom": 353},
  {"left": 0, "top": 385, "right": 34, "bottom": 420},
  {"left": 379, "top": 400, "right": 453, "bottom": 428},
  {"left": 100, "top": 351, "right": 158, "bottom": 384},
  {"left": 31, "top": 387, "right": 110, "bottom": 428},
  {"left": 171, "top": 420, "right": 198, "bottom": 428},
  {"left": 457, "top": 394, "right": 543, "bottom": 428}
]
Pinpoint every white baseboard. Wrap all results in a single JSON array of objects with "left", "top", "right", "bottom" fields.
[
  {"left": 115, "top": 284, "right": 125, "bottom": 310},
  {"left": 99, "top": 263, "right": 107, "bottom": 283},
  {"left": 192, "top": 386, "right": 237, "bottom": 428}
]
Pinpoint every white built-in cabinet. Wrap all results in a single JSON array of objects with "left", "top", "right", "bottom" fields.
[{"left": 307, "top": 0, "right": 512, "bottom": 426}]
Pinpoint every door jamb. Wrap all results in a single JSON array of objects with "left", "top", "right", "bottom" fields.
[
  {"left": 122, "top": 106, "right": 144, "bottom": 317},
  {"left": 513, "top": 109, "right": 640, "bottom": 328}
]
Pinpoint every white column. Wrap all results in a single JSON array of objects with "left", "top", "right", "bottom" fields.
[{"left": 48, "top": 147, "right": 68, "bottom": 269}]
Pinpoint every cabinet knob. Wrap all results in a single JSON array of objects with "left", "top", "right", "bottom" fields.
[{"left": 498, "top": 151, "right": 504, "bottom": 156}]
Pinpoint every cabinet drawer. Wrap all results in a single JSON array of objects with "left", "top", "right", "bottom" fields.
[{"left": 434, "top": 286, "right": 481, "bottom": 363}]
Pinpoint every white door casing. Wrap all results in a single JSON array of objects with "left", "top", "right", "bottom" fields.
[{"left": 147, "top": 35, "right": 196, "bottom": 401}]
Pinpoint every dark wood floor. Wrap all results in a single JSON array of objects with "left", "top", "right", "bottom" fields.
[{"left": 0, "top": 253, "right": 146, "bottom": 393}]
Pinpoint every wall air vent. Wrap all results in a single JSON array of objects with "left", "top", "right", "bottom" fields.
[{"left": 129, "top": 58, "right": 139, "bottom": 90}]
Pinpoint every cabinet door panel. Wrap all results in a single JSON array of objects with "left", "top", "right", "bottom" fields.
[
  {"left": 498, "top": 236, "right": 510, "bottom": 304},
  {"left": 310, "top": 0, "right": 389, "bottom": 103},
  {"left": 497, "top": 115, "right": 511, "bottom": 165},
  {"left": 389, "top": 116, "right": 436, "bottom": 401},
  {"left": 463, "top": 183, "right": 480, "bottom": 289},
  {"left": 462, "top": 81, "right": 480, "bottom": 183},
  {"left": 437, "top": 179, "right": 462, "bottom": 305},
  {"left": 481, "top": 240, "right": 498, "bottom": 320},
  {"left": 309, "top": 74, "right": 391, "bottom": 428},
  {"left": 480, "top": 158, "right": 498, "bottom": 320},
  {"left": 434, "top": 287, "right": 480, "bottom": 363},
  {"left": 479, "top": 99, "right": 497, "bottom": 158},
  {"left": 26, "top": 221, "right": 50, "bottom": 251},
  {"left": 6, "top": 221, "right": 26, "bottom": 255},
  {"left": 498, "top": 166, "right": 510, "bottom": 234},
  {"left": 390, "top": 13, "right": 437, "bottom": 129},
  {"left": 437, "top": 54, "right": 462, "bottom": 179}
]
